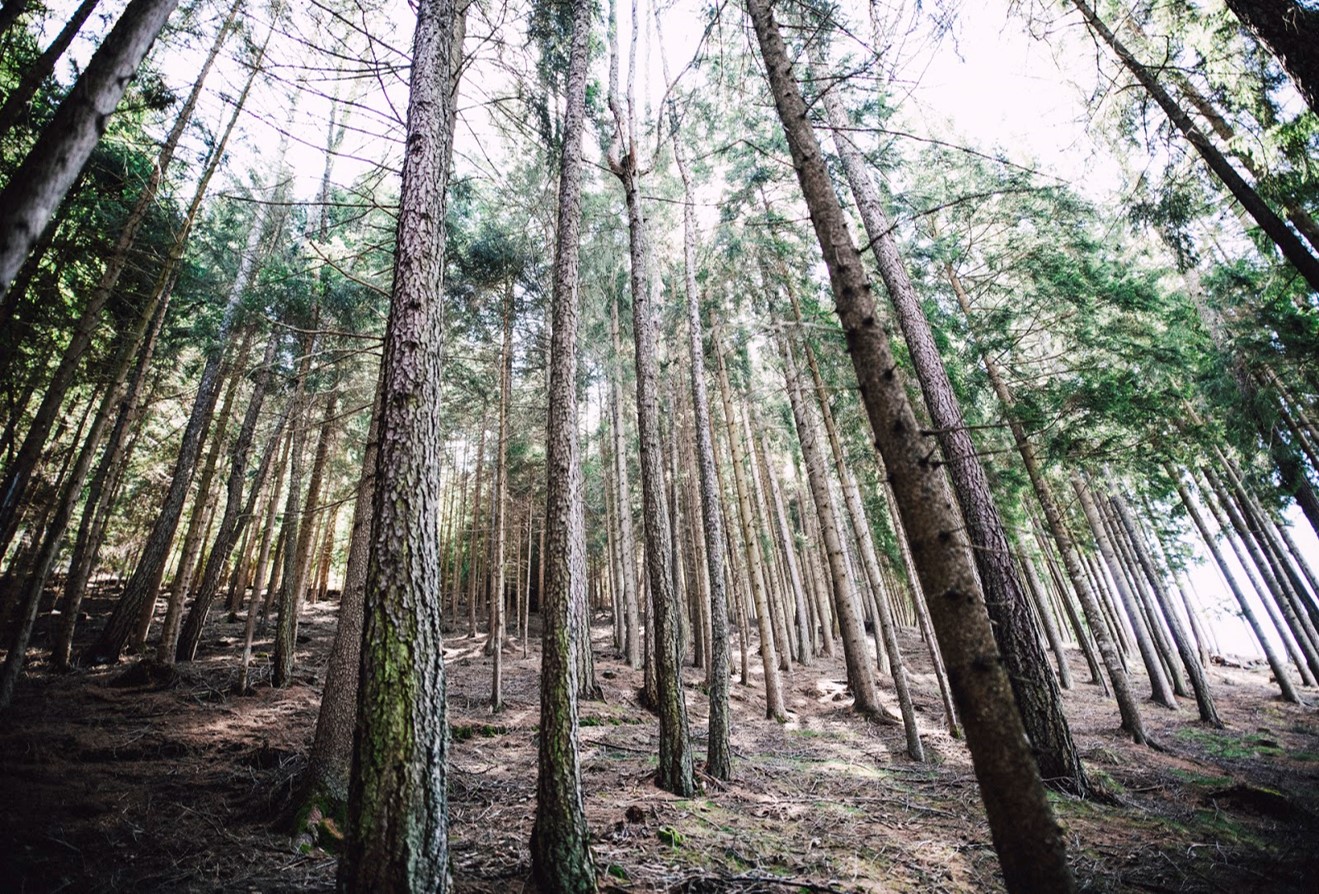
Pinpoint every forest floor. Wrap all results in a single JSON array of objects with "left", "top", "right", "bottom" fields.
[{"left": 2, "top": 588, "right": 1318, "bottom": 893}]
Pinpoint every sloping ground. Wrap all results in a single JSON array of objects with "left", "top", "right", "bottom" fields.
[{"left": 1, "top": 590, "right": 1316, "bottom": 892}]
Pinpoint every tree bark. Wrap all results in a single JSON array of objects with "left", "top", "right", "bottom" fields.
[
  {"left": 0, "top": 0, "right": 102, "bottom": 141},
  {"left": 1226, "top": 0, "right": 1319, "bottom": 114},
  {"left": 528, "top": 0, "right": 597, "bottom": 886},
  {"left": 815, "top": 65, "right": 1084, "bottom": 786},
  {"left": 1069, "top": 0, "right": 1319, "bottom": 292},
  {"left": 304, "top": 380, "right": 380, "bottom": 810},
  {"left": 0, "top": 0, "right": 183, "bottom": 294},
  {"left": 746, "top": 1, "right": 1072, "bottom": 886},
  {"left": 338, "top": 0, "right": 465, "bottom": 888}
]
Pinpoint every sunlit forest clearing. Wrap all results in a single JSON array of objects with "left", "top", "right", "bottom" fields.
[{"left": 1, "top": 0, "right": 1317, "bottom": 891}]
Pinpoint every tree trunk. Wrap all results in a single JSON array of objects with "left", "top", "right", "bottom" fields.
[
  {"left": 1070, "top": 0, "right": 1319, "bottom": 291},
  {"left": 1225, "top": 0, "right": 1319, "bottom": 114},
  {"left": 338, "top": 0, "right": 465, "bottom": 889},
  {"left": 526, "top": 0, "right": 596, "bottom": 888},
  {"left": 274, "top": 391, "right": 336, "bottom": 687},
  {"left": 81, "top": 146, "right": 278, "bottom": 665},
  {"left": 747, "top": 1, "right": 1072, "bottom": 886},
  {"left": 304, "top": 379, "right": 380, "bottom": 811},
  {"left": 0, "top": 2, "right": 248, "bottom": 557},
  {"left": 0, "top": 0, "right": 183, "bottom": 294},
  {"left": 0, "top": 0, "right": 102, "bottom": 140},
  {"left": 1177, "top": 474, "right": 1299, "bottom": 703},
  {"left": 779, "top": 334, "right": 882, "bottom": 718},
  {"left": 175, "top": 333, "right": 284, "bottom": 660},
  {"left": 490, "top": 280, "right": 513, "bottom": 712},
  {"left": 1110, "top": 492, "right": 1222, "bottom": 726},
  {"left": 157, "top": 332, "right": 252, "bottom": 663},
  {"left": 816, "top": 66, "right": 1083, "bottom": 786},
  {"left": 609, "top": 299, "right": 641, "bottom": 668},
  {"left": 713, "top": 330, "right": 786, "bottom": 721}
]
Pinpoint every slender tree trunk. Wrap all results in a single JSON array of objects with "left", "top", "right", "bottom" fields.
[
  {"left": 609, "top": 300, "right": 641, "bottom": 668},
  {"left": 156, "top": 333, "right": 251, "bottom": 662},
  {"left": 527, "top": 0, "right": 596, "bottom": 887},
  {"left": 304, "top": 379, "right": 380, "bottom": 811},
  {"left": 175, "top": 334, "right": 284, "bottom": 660},
  {"left": 1111, "top": 493, "right": 1222, "bottom": 726},
  {"left": 81, "top": 147, "right": 279, "bottom": 664},
  {"left": 713, "top": 332, "right": 786, "bottom": 721},
  {"left": 817, "top": 66, "right": 1083, "bottom": 786},
  {"left": 0, "top": 3, "right": 248, "bottom": 556},
  {"left": 274, "top": 392, "right": 336, "bottom": 686},
  {"left": 1177, "top": 474, "right": 1299, "bottom": 702},
  {"left": 490, "top": 280, "right": 513, "bottom": 712},
  {"left": 779, "top": 334, "right": 882, "bottom": 718},
  {"left": 1069, "top": 0, "right": 1319, "bottom": 291},
  {"left": 0, "top": 0, "right": 102, "bottom": 140},
  {"left": 747, "top": 2, "right": 1072, "bottom": 886}
]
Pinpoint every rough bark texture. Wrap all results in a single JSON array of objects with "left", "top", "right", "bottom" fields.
[
  {"left": 528, "top": 0, "right": 597, "bottom": 888},
  {"left": 1226, "top": 0, "right": 1319, "bottom": 114},
  {"left": 337, "top": 0, "right": 463, "bottom": 888},
  {"left": 814, "top": 67, "right": 1083, "bottom": 788},
  {"left": 746, "top": 1, "right": 1072, "bottom": 887},
  {"left": 305, "top": 383, "right": 380, "bottom": 808},
  {"left": 607, "top": 0, "right": 693, "bottom": 797},
  {"left": 0, "top": 0, "right": 181, "bottom": 293}
]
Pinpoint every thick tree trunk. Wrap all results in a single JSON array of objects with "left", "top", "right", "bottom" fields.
[
  {"left": 0, "top": 0, "right": 183, "bottom": 294},
  {"left": 1225, "top": 0, "right": 1319, "bottom": 114},
  {"left": 338, "top": 0, "right": 465, "bottom": 888},
  {"left": 528, "top": 0, "right": 597, "bottom": 887},
  {"left": 747, "top": 1, "right": 1072, "bottom": 887}
]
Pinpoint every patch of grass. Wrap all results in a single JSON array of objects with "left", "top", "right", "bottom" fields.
[
  {"left": 1174, "top": 727, "right": 1284, "bottom": 760},
  {"left": 451, "top": 723, "right": 507, "bottom": 742},
  {"left": 1170, "top": 769, "right": 1233, "bottom": 788}
]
